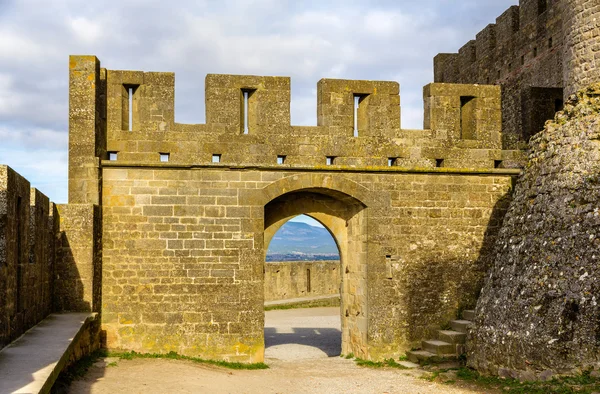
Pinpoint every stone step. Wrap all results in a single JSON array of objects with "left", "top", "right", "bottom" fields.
[
  {"left": 407, "top": 349, "right": 458, "bottom": 365},
  {"left": 462, "top": 309, "right": 475, "bottom": 321},
  {"left": 398, "top": 360, "right": 420, "bottom": 369},
  {"left": 438, "top": 330, "right": 466, "bottom": 345},
  {"left": 450, "top": 319, "right": 472, "bottom": 333},
  {"left": 407, "top": 350, "right": 436, "bottom": 363},
  {"left": 422, "top": 339, "right": 455, "bottom": 355}
]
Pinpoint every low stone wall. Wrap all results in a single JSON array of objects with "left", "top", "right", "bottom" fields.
[{"left": 264, "top": 261, "right": 340, "bottom": 302}]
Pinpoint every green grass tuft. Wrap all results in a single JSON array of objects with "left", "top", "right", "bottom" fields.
[
  {"left": 264, "top": 299, "right": 340, "bottom": 311},
  {"left": 355, "top": 357, "right": 408, "bottom": 370},
  {"left": 106, "top": 350, "right": 269, "bottom": 370}
]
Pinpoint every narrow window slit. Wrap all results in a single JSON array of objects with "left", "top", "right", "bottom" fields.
[
  {"left": 277, "top": 155, "right": 286, "bottom": 165},
  {"left": 122, "top": 84, "right": 139, "bottom": 131},
  {"left": 353, "top": 94, "right": 368, "bottom": 137},
  {"left": 128, "top": 87, "right": 133, "bottom": 131},
  {"left": 160, "top": 153, "right": 170, "bottom": 162},
  {"left": 385, "top": 255, "right": 393, "bottom": 279},
  {"left": 108, "top": 152, "right": 118, "bottom": 161},
  {"left": 494, "top": 160, "right": 503, "bottom": 169},
  {"left": 212, "top": 154, "right": 221, "bottom": 163},
  {"left": 326, "top": 156, "right": 336, "bottom": 165},
  {"left": 241, "top": 89, "right": 256, "bottom": 135},
  {"left": 353, "top": 95, "right": 360, "bottom": 137},
  {"left": 243, "top": 90, "right": 249, "bottom": 134},
  {"left": 436, "top": 159, "right": 445, "bottom": 168},
  {"left": 388, "top": 158, "right": 397, "bottom": 167}
]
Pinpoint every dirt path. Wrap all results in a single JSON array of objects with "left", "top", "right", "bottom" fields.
[{"left": 67, "top": 308, "right": 488, "bottom": 393}]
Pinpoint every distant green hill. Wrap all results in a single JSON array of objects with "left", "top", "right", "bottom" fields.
[{"left": 266, "top": 221, "right": 339, "bottom": 260}]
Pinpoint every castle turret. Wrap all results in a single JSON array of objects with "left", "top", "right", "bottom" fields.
[{"left": 562, "top": 0, "right": 600, "bottom": 97}]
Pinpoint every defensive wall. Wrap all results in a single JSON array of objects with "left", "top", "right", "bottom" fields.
[
  {"left": 0, "top": 166, "right": 55, "bottom": 348},
  {"left": 435, "top": 0, "right": 564, "bottom": 148},
  {"left": 0, "top": 165, "right": 101, "bottom": 351},
  {"left": 264, "top": 260, "right": 340, "bottom": 302},
  {"left": 435, "top": 0, "right": 600, "bottom": 151},
  {"left": 65, "top": 55, "right": 523, "bottom": 362}
]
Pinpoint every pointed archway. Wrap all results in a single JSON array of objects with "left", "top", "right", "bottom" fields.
[{"left": 264, "top": 188, "right": 368, "bottom": 358}]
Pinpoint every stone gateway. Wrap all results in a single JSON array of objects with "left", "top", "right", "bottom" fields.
[
  {"left": 65, "top": 56, "right": 519, "bottom": 362},
  {"left": 1, "top": 0, "right": 599, "bottom": 379}
]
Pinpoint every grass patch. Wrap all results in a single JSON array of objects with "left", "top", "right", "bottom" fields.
[
  {"left": 106, "top": 350, "right": 269, "bottom": 370},
  {"left": 343, "top": 353, "right": 354, "bottom": 359},
  {"left": 264, "top": 299, "right": 340, "bottom": 311},
  {"left": 355, "top": 358, "right": 409, "bottom": 370},
  {"left": 437, "top": 367, "right": 600, "bottom": 394}
]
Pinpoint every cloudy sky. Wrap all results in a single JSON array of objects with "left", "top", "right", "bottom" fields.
[{"left": 0, "top": 0, "right": 517, "bottom": 203}]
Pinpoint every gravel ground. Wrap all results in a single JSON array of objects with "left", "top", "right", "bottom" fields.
[{"left": 67, "top": 308, "right": 488, "bottom": 394}]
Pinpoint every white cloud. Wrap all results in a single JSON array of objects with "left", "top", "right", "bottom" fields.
[{"left": 69, "top": 16, "right": 102, "bottom": 44}]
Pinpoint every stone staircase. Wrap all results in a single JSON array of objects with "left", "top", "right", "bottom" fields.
[{"left": 407, "top": 309, "right": 474, "bottom": 364}]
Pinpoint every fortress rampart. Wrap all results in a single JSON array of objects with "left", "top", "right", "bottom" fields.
[
  {"left": 61, "top": 55, "right": 523, "bottom": 362},
  {"left": 435, "top": 0, "right": 600, "bottom": 149},
  {"left": 68, "top": 56, "right": 523, "bottom": 178},
  {"left": 562, "top": 0, "right": 600, "bottom": 96},
  {"left": 435, "top": 0, "right": 564, "bottom": 148},
  {"left": 264, "top": 261, "right": 340, "bottom": 302},
  {"left": 0, "top": 166, "right": 101, "bottom": 349}
]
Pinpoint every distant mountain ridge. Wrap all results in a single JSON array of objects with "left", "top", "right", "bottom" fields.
[{"left": 266, "top": 221, "right": 339, "bottom": 261}]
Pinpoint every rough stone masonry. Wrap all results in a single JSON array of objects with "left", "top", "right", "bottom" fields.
[{"left": 468, "top": 83, "right": 600, "bottom": 379}]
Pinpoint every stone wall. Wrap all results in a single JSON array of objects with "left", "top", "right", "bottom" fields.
[
  {"left": 0, "top": 165, "right": 102, "bottom": 351},
  {"left": 562, "top": 0, "right": 600, "bottom": 97},
  {"left": 54, "top": 204, "right": 102, "bottom": 313},
  {"left": 0, "top": 166, "right": 56, "bottom": 349},
  {"left": 435, "top": 0, "right": 564, "bottom": 148},
  {"left": 468, "top": 84, "right": 600, "bottom": 378},
  {"left": 101, "top": 167, "right": 514, "bottom": 361},
  {"left": 264, "top": 261, "right": 340, "bottom": 302},
  {"left": 67, "top": 55, "right": 523, "bottom": 362}
]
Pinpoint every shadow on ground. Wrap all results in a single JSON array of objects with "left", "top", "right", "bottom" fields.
[{"left": 264, "top": 327, "right": 341, "bottom": 357}]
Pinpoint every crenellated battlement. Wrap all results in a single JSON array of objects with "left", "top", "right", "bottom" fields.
[
  {"left": 432, "top": 0, "right": 600, "bottom": 150},
  {"left": 68, "top": 55, "right": 522, "bottom": 198}
]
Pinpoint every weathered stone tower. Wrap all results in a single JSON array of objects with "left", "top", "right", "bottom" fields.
[
  {"left": 464, "top": 0, "right": 600, "bottom": 379},
  {"left": 562, "top": 0, "right": 600, "bottom": 97}
]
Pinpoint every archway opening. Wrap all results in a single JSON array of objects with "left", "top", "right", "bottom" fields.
[
  {"left": 264, "top": 214, "right": 342, "bottom": 360},
  {"left": 263, "top": 189, "right": 368, "bottom": 361}
]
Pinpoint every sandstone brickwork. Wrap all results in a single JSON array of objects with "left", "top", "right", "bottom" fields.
[
  {"left": 468, "top": 84, "right": 600, "bottom": 377},
  {"left": 54, "top": 204, "right": 102, "bottom": 313},
  {"left": 58, "top": 54, "right": 524, "bottom": 362},
  {"left": 264, "top": 261, "right": 340, "bottom": 302}
]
